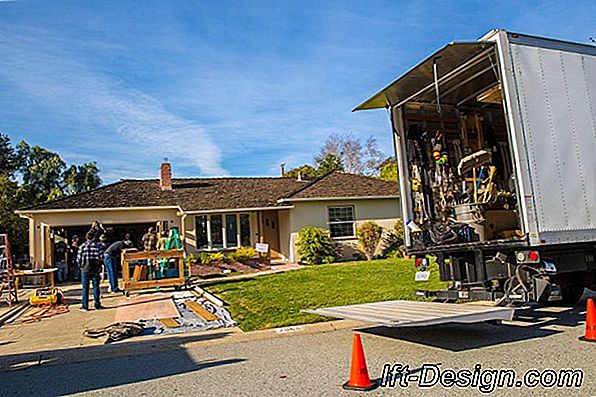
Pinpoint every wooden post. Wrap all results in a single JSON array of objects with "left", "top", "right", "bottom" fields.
[
  {"left": 257, "top": 212, "right": 264, "bottom": 244},
  {"left": 121, "top": 251, "right": 130, "bottom": 289}
]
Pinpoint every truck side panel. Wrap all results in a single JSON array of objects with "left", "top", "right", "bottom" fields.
[{"left": 508, "top": 39, "right": 596, "bottom": 244}]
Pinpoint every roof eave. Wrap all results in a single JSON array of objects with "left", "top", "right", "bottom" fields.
[
  {"left": 278, "top": 195, "right": 399, "bottom": 203},
  {"left": 15, "top": 205, "right": 183, "bottom": 216}
]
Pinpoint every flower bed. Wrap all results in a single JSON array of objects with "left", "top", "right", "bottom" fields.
[{"left": 189, "top": 258, "right": 271, "bottom": 278}]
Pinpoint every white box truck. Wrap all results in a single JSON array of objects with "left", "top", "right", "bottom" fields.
[{"left": 354, "top": 30, "right": 596, "bottom": 304}]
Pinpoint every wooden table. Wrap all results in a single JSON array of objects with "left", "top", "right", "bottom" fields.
[{"left": 14, "top": 268, "right": 58, "bottom": 289}]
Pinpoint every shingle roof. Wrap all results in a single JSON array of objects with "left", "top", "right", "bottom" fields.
[
  {"left": 284, "top": 172, "right": 399, "bottom": 200},
  {"left": 20, "top": 172, "right": 399, "bottom": 212}
]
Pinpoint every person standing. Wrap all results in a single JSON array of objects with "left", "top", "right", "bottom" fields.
[
  {"left": 103, "top": 234, "right": 133, "bottom": 293},
  {"left": 142, "top": 227, "right": 157, "bottom": 251},
  {"left": 98, "top": 234, "right": 109, "bottom": 282},
  {"left": 54, "top": 240, "right": 68, "bottom": 283},
  {"left": 156, "top": 232, "right": 168, "bottom": 251},
  {"left": 69, "top": 235, "right": 81, "bottom": 281},
  {"left": 77, "top": 232, "right": 103, "bottom": 311},
  {"left": 87, "top": 220, "right": 105, "bottom": 241}
]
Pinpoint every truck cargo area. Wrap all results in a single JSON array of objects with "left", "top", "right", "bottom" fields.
[
  {"left": 385, "top": 41, "right": 524, "bottom": 250},
  {"left": 355, "top": 30, "right": 596, "bottom": 304},
  {"left": 304, "top": 300, "right": 514, "bottom": 327}
]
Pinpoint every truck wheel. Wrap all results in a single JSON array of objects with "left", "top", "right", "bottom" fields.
[{"left": 560, "top": 284, "right": 584, "bottom": 305}]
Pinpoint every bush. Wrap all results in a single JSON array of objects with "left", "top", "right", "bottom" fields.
[
  {"left": 382, "top": 219, "right": 405, "bottom": 258},
  {"left": 199, "top": 251, "right": 224, "bottom": 264},
  {"left": 356, "top": 221, "right": 383, "bottom": 260},
  {"left": 296, "top": 226, "right": 337, "bottom": 265},
  {"left": 227, "top": 246, "right": 257, "bottom": 263}
]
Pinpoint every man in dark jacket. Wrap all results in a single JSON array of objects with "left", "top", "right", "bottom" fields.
[
  {"left": 77, "top": 232, "right": 104, "bottom": 311},
  {"left": 103, "top": 234, "right": 133, "bottom": 293}
]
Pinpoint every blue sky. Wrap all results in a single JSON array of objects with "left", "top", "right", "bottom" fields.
[{"left": 0, "top": 1, "right": 594, "bottom": 182}]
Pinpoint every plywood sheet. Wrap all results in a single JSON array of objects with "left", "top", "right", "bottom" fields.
[
  {"left": 185, "top": 300, "right": 218, "bottom": 321},
  {"left": 115, "top": 293, "right": 180, "bottom": 322}
]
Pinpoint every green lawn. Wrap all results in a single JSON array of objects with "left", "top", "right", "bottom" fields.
[{"left": 205, "top": 258, "right": 447, "bottom": 332}]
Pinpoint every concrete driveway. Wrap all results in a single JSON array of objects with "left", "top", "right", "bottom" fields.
[{"left": 1, "top": 304, "right": 594, "bottom": 396}]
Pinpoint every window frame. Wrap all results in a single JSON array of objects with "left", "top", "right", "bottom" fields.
[
  {"left": 195, "top": 212, "right": 251, "bottom": 251},
  {"left": 327, "top": 205, "right": 356, "bottom": 238}
]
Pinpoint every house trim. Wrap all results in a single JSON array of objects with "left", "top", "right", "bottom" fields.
[
  {"left": 184, "top": 206, "right": 294, "bottom": 215},
  {"left": 278, "top": 195, "right": 399, "bottom": 203},
  {"left": 16, "top": 206, "right": 183, "bottom": 216}
]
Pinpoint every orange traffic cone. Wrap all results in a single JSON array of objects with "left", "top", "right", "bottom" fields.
[
  {"left": 343, "top": 333, "right": 378, "bottom": 391},
  {"left": 580, "top": 298, "right": 596, "bottom": 342}
]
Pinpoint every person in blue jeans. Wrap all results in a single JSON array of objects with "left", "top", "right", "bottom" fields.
[
  {"left": 69, "top": 235, "right": 81, "bottom": 281},
  {"left": 54, "top": 240, "right": 68, "bottom": 282},
  {"left": 77, "top": 232, "right": 104, "bottom": 311},
  {"left": 103, "top": 235, "right": 133, "bottom": 293}
]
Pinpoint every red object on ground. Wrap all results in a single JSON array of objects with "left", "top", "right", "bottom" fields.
[
  {"left": 580, "top": 298, "right": 596, "bottom": 342},
  {"left": 342, "top": 333, "right": 378, "bottom": 391}
]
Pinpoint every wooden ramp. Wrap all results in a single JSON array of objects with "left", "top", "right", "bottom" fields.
[{"left": 304, "top": 300, "right": 514, "bottom": 328}]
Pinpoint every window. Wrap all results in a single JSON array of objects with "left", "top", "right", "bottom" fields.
[
  {"left": 195, "top": 213, "right": 251, "bottom": 250},
  {"left": 328, "top": 206, "right": 355, "bottom": 238},
  {"left": 240, "top": 214, "right": 251, "bottom": 246},
  {"left": 226, "top": 214, "right": 238, "bottom": 247},
  {"left": 195, "top": 215, "right": 208, "bottom": 249},
  {"left": 210, "top": 215, "right": 223, "bottom": 248}
]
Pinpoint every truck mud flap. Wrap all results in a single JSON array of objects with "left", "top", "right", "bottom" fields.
[{"left": 304, "top": 300, "right": 514, "bottom": 328}]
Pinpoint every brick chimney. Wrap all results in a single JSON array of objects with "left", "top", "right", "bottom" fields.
[{"left": 159, "top": 158, "right": 172, "bottom": 191}]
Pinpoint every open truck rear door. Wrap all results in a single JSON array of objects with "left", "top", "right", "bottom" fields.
[{"left": 305, "top": 300, "right": 514, "bottom": 328}]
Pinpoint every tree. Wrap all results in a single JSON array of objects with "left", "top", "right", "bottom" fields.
[
  {"left": 378, "top": 157, "right": 398, "bottom": 182},
  {"left": 316, "top": 133, "right": 384, "bottom": 176},
  {"left": 0, "top": 175, "right": 28, "bottom": 256},
  {"left": 63, "top": 162, "right": 101, "bottom": 195},
  {"left": 0, "top": 133, "right": 18, "bottom": 176},
  {"left": 364, "top": 136, "right": 384, "bottom": 174},
  {"left": 284, "top": 164, "right": 317, "bottom": 180},
  {"left": 0, "top": 132, "right": 103, "bottom": 257},
  {"left": 314, "top": 153, "right": 344, "bottom": 175},
  {"left": 16, "top": 141, "right": 66, "bottom": 202}
]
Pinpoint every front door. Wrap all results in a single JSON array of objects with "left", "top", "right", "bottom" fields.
[{"left": 261, "top": 211, "right": 281, "bottom": 259}]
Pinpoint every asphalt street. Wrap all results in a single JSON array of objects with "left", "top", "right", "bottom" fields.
[{"left": 2, "top": 305, "right": 595, "bottom": 397}]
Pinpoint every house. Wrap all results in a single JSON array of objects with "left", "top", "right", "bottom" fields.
[{"left": 16, "top": 161, "right": 401, "bottom": 267}]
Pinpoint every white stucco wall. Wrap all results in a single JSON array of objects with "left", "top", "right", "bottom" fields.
[
  {"left": 287, "top": 198, "right": 401, "bottom": 262},
  {"left": 22, "top": 198, "right": 401, "bottom": 267}
]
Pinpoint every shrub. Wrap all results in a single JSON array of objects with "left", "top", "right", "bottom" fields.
[
  {"left": 228, "top": 246, "right": 257, "bottom": 262},
  {"left": 356, "top": 221, "right": 383, "bottom": 260},
  {"left": 199, "top": 251, "right": 224, "bottom": 264},
  {"left": 382, "top": 219, "right": 405, "bottom": 258},
  {"left": 296, "top": 226, "right": 337, "bottom": 265}
]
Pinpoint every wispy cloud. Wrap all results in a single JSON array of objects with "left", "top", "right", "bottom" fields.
[
  {"left": 1, "top": 0, "right": 594, "bottom": 181},
  {"left": 0, "top": 25, "right": 226, "bottom": 177}
]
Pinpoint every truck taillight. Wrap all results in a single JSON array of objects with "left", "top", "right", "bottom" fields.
[{"left": 516, "top": 250, "right": 540, "bottom": 264}]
